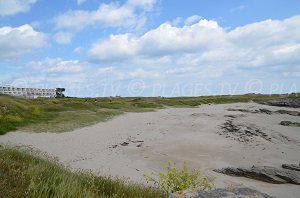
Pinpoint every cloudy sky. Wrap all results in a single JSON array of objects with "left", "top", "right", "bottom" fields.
[{"left": 1, "top": 0, "right": 300, "bottom": 97}]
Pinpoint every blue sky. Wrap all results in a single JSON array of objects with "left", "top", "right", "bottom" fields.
[{"left": 0, "top": 0, "right": 300, "bottom": 97}]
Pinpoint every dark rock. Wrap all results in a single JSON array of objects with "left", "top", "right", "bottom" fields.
[
  {"left": 280, "top": 121, "right": 292, "bottom": 126},
  {"left": 120, "top": 142, "right": 129, "bottom": 146},
  {"left": 258, "top": 98, "right": 300, "bottom": 108},
  {"left": 169, "top": 187, "right": 274, "bottom": 198},
  {"left": 110, "top": 144, "right": 118, "bottom": 149},
  {"left": 214, "top": 166, "right": 300, "bottom": 185},
  {"left": 218, "top": 120, "right": 270, "bottom": 144},
  {"left": 258, "top": 108, "right": 272, "bottom": 114},
  {"left": 131, "top": 140, "right": 144, "bottom": 143},
  {"left": 276, "top": 110, "right": 300, "bottom": 116},
  {"left": 282, "top": 164, "right": 300, "bottom": 171}
]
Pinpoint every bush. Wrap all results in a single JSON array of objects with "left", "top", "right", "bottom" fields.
[{"left": 144, "top": 162, "right": 214, "bottom": 194}]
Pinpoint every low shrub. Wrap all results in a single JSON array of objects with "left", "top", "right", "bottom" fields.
[{"left": 144, "top": 162, "right": 214, "bottom": 194}]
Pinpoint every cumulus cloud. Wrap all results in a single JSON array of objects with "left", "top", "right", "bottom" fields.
[
  {"left": 27, "top": 58, "right": 85, "bottom": 73},
  {"left": 0, "top": 24, "right": 46, "bottom": 60},
  {"left": 54, "top": 0, "right": 156, "bottom": 30},
  {"left": 88, "top": 15, "right": 300, "bottom": 73},
  {"left": 0, "top": 0, "right": 37, "bottom": 16},
  {"left": 88, "top": 18, "right": 226, "bottom": 61}
]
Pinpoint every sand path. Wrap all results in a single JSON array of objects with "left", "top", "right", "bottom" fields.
[{"left": 1, "top": 102, "right": 300, "bottom": 197}]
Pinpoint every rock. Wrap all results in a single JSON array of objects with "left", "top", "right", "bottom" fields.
[
  {"left": 258, "top": 108, "right": 272, "bottom": 114},
  {"left": 131, "top": 140, "right": 144, "bottom": 143},
  {"left": 120, "top": 142, "right": 129, "bottom": 146},
  {"left": 136, "top": 143, "right": 143, "bottom": 147},
  {"left": 169, "top": 187, "right": 274, "bottom": 198},
  {"left": 280, "top": 121, "right": 292, "bottom": 126},
  {"left": 227, "top": 108, "right": 300, "bottom": 116},
  {"left": 282, "top": 164, "right": 300, "bottom": 171},
  {"left": 276, "top": 110, "right": 300, "bottom": 116},
  {"left": 218, "top": 120, "right": 270, "bottom": 144},
  {"left": 258, "top": 98, "right": 300, "bottom": 108},
  {"left": 214, "top": 166, "right": 300, "bottom": 185},
  {"left": 110, "top": 144, "right": 118, "bottom": 149}
]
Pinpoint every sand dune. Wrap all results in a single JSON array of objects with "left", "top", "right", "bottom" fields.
[{"left": 1, "top": 102, "right": 300, "bottom": 198}]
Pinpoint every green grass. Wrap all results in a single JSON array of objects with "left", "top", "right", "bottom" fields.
[
  {"left": 0, "top": 93, "right": 299, "bottom": 134},
  {"left": 0, "top": 146, "right": 167, "bottom": 198}
]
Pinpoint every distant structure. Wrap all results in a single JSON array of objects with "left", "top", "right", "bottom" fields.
[
  {"left": 0, "top": 86, "right": 65, "bottom": 98},
  {"left": 55, "top": 88, "right": 65, "bottom": 98}
]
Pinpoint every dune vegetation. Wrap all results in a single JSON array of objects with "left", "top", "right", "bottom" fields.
[
  {"left": 0, "top": 145, "right": 167, "bottom": 198},
  {"left": 0, "top": 93, "right": 299, "bottom": 135}
]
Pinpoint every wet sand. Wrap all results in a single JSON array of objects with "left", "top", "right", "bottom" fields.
[{"left": 1, "top": 102, "right": 300, "bottom": 198}]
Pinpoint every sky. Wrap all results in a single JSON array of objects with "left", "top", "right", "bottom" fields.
[{"left": 0, "top": 0, "right": 300, "bottom": 97}]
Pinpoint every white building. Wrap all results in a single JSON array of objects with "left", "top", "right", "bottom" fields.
[{"left": 0, "top": 86, "right": 56, "bottom": 98}]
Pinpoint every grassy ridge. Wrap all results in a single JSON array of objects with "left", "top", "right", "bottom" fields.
[
  {"left": 0, "top": 146, "right": 167, "bottom": 198},
  {"left": 0, "top": 93, "right": 298, "bottom": 134}
]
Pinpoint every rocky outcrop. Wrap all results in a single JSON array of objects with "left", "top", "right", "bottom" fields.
[
  {"left": 218, "top": 120, "right": 271, "bottom": 144},
  {"left": 258, "top": 98, "right": 300, "bottom": 108},
  {"left": 214, "top": 165, "right": 300, "bottom": 185},
  {"left": 170, "top": 187, "right": 274, "bottom": 198}
]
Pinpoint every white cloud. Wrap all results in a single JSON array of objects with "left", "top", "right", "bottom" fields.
[
  {"left": 89, "top": 34, "right": 139, "bottom": 62},
  {"left": 0, "top": 24, "right": 46, "bottom": 60},
  {"left": 88, "top": 18, "right": 226, "bottom": 61},
  {"left": 127, "top": 0, "right": 156, "bottom": 11},
  {"left": 0, "top": 0, "right": 37, "bottom": 16},
  {"left": 54, "top": 31, "right": 73, "bottom": 44},
  {"left": 88, "top": 15, "right": 300, "bottom": 73},
  {"left": 54, "top": 0, "right": 156, "bottom": 30},
  {"left": 129, "top": 68, "right": 161, "bottom": 78},
  {"left": 27, "top": 58, "right": 85, "bottom": 73}
]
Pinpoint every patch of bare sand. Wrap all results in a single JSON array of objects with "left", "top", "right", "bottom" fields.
[{"left": 1, "top": 102, "right": 300, "bottom": 198}]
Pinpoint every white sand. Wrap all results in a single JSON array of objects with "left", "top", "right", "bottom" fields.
[{"left": 1, "top": 102, "right": 300, "bottom": 197}]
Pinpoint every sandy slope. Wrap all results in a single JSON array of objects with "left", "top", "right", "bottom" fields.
[{"left": 1, "top": 102, "right": 300, "bottom": 198}]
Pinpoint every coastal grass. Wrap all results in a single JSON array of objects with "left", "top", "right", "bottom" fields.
[
  {"left": 0, "top": 93, "right": 299, "bottom": 134},
  {"left": 0, "top": 146, "right": 167, "bottom": 198}
]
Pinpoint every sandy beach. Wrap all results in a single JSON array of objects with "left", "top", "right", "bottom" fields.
[{"left": 1, "top": 102, "right": 300, "bottom": 198}]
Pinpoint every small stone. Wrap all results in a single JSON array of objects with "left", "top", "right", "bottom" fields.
[{"left": 120, "top": 142, "right": 129, "bottom": 146}]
